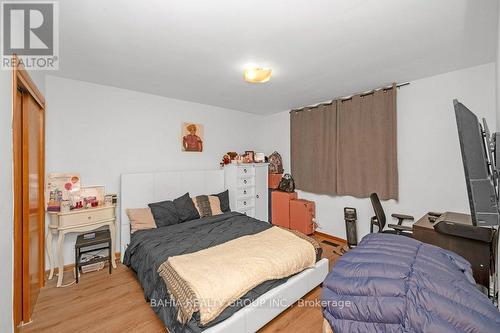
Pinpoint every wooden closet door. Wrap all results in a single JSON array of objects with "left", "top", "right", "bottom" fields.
[{"left": 22, "top": 92, "right": 45, "bottom": 321}]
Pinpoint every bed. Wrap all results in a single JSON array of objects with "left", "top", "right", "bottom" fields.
[
  {"left": 120, "top": 170, "right": 329, "bottom": 333},
  {"left": 321, "top": 233, "right": 500, "bottom": 333}
]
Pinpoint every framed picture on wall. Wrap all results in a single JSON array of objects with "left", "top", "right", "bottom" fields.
[{"left": 181, "top": 122, "right": 204, "bottom": 152}]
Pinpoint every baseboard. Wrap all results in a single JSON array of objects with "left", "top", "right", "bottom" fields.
[
  {"left": 45, "top": 252, "right": 120, "bottom": 275},
  {"left": 314, "top": 231, "right": 347, "bottom": 245}
]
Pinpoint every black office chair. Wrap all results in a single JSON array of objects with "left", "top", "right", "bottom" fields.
[{"left": 369, "top": 193, "right": 414, "bottom": 237}]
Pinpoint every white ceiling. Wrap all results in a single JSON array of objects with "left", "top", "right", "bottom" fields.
[{"left": 54, "top": 0, "right": 498, "bottom": 115}]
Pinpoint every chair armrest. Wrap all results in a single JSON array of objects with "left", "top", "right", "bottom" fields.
[
  {"left": 391, "top": 213, "right": 414, "bottom": 221},
  {"left": 370, "top": 216, "right": 378, "bottom": 233},
  {"left": 387, "top": 224, "right": 413, "bottom": 232}
]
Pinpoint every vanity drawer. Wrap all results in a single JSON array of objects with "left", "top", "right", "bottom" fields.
[
  {"left": 59, "top": 207, "right": 115, "bottom": 228},
  {"left": 237, "top": 198, "right": 255, "bottom": 210},
  {"left": 237, "top": 177, "right": 255, "bottom": 187},
  {"left": 237, "top": 187, "right": 254, "bottom": 198},
  {"left": 238, "top": 166, "right": 255, "bottom": 177}
]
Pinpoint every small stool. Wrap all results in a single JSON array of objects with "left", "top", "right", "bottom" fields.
[{"left": 75, "top": 229, "right": 112, "bottom": 283}]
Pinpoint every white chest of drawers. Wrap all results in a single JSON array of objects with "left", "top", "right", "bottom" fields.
[
  {"left": 224, "top": 163, "right": 269, "bottom": 222},
  {"left": 47, "top": 205, "right": 117, "bottom": 287}
]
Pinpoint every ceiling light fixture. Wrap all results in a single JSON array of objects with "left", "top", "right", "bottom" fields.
[{"left": 244, "top": 67, "right": 272, "bottom": 83}]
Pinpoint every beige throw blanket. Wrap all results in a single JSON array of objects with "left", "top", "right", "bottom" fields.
[{"left": 158, "top": 227, "right": 318, "bottom": 325}]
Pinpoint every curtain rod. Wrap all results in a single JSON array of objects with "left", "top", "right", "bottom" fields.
[{"left": 290, "top": 82, "right": 410, "bottom": 113}]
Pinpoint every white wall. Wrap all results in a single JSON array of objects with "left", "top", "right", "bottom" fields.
[
  {"left": 45, "top": 75, "right": 265, "bottom": 267},
  {"left": 0, "top": 66, "right": 14, "bottom": 333},
  {"left": 259, "top": 63, "right": 496, "bottom": 239}
]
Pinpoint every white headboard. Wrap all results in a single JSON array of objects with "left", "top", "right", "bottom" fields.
[{"left": 120, "top": 169, "right": 225, "bottom": 259}]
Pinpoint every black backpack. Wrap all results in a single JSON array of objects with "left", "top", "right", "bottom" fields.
[{"left": 278, "top": 174, "right": 295, "bottom": 193}]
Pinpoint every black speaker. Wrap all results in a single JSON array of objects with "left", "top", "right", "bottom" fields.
[{"left": 344, "top": 207, "right": 358, "bottom": 248}]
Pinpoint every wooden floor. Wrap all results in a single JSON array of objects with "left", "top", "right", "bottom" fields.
[{"left": 20, "top": 235, "right": 342, "bottom": 333}]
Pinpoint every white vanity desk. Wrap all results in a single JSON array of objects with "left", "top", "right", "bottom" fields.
[{"left": 47, "top": 205, "right": 117, "bottom": 287}]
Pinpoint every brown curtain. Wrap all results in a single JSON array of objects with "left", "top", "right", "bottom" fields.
[
  {"left": 290, "top": 84, "right": 398, "bottom": 200},
  {"left": 291, "top": 102, "right": 337, "bottom": 194},
  {"left": 336, "top": 85, "right": 398, "bottom": 200}
]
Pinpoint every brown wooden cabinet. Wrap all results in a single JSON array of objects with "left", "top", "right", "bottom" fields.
[
  {"left": 413, "top": 213, "right": 495, "bottom": 288},
  {"left": 290, "top": 199, "right": 316, "bottom": 235},
  {"left": 271, "top": 191, "right": 297, "bottom": 228}
]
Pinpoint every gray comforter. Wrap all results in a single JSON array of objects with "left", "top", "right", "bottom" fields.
[
  {"left": 322, "top": 233, "right": 500, "bottom": 332},
  {"left": 123, "top": 212, "right": 288, "bottom": 333}
]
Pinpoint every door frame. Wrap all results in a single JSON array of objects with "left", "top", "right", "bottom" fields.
[{"left": 12, "top": 54, "right": 46, "bottom": 329}]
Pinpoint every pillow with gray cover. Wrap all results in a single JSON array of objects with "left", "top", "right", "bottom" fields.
[
  {"left": 212, "top": 190, "right": 230, "bottom": 213},
  {"left": 173, "top": 192, "right": 200, "bottom": 222},
  {"left": 148, "top": 200, "right": 179, "bottom": 227}
]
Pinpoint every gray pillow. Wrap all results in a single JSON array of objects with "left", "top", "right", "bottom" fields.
[
  {"left": 173, "top": 192, "right": 200, "bottom": 222},
  {"left": 212, "top": 190, "right": 230, "bottom": 213},
  {"left": 148, "top": 200, "right": 180, "bottom": 227}
]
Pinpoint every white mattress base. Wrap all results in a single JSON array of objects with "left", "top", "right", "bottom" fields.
[{"left": 203, "top": 258, "right": 329, "bottom": 333}]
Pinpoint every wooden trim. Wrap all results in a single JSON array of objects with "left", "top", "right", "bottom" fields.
[
  {"left": 314, "top": 231, "right": 347, "bottom": 245},
  {"left": 13, "top": 71, "right": 22, "bottom": 333},
  {"left": 12, "top": 55, "right": 45, "bottom": 108},
  {"left": 39, "top": 98, "right": 45, "bottom": 288}
]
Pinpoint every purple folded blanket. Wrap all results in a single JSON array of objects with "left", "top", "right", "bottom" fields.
[{"left": 322, "top": 233, "right": 500, "bottom": 333}]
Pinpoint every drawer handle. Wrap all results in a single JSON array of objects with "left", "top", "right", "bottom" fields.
[
  {"left": 243, "top": 201, "right": 247, "bottom": 206},
  {"left": 244, "top": 168, "right": 247, "bottom": 173},
  {"left": 87, "top": 216, "right": 92, "bottom": 220},
  {"left": 243, "top": 190, "right": 247, "bottom": 195},
  {"left": 243, "top": 180, "right": 247, "bottom": 184},
  {"left": 256, "top": 195, "right": 260, "bottom": 199}
]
